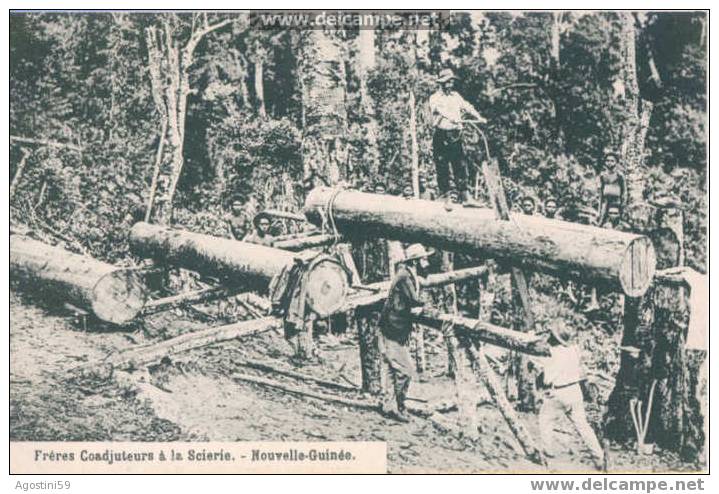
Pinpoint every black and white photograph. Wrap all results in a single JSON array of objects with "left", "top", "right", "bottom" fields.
[{"left": 8, "top": 8, "right": 708, "bottom": 476}]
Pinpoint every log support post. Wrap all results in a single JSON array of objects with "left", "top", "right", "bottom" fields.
[
  {"left": 448, "top": 332, "right": 479, "bottom": 440},
  {"left": 357, "top": 305, "right": 383, "bottom": 395},
  {"left": 466, "top": 342, "right": 546, "bottom": 466}
]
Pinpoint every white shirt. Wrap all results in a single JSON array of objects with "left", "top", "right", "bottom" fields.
[
  {"left": 429, "top": 90, "right": 479, "bottom": 130},
  {"left": 535, "top": 344, "right": 586, "bottom": 388}
]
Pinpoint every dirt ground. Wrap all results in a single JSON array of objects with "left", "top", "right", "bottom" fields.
[{"left": 9, "top": 290, "right": 703, "bottom": 474}]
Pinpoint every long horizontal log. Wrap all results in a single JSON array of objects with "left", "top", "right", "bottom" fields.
[
  {"left": 10, "top": 235, "right": 146, "bottom": 324},
  {"left": 304, "top": 187, "right": 656, "bottom": 296},
  {"left": 413, "top": 310, "right": 551, "bottom": 357},
  {"left": 129, "top": 222, "right": 349, "bottom": 316}
]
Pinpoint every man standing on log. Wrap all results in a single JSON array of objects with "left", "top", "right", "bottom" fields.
[
  {"left": 535, "top": 320, "right": 605, "bottom": 471},
  {"left": 429, "top": 68, "right": 487, "bottom": 203},
  {"left": 379, "top": 243, "right": 432, "bottom": 422}
]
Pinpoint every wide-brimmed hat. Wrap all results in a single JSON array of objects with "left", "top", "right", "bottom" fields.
[
  {"left": 404, "top": 243, "right": 435, "bottom": 262},
  {"left": 604, "top": 149, "right": 620, "bottom": 161},
  {"left": 548, "top": 320, "right": 574, "bottom": 346},
  {"left": 252, "top": 211, "right": 272, "bottom": 228},
  {"left": 438, "top": 68, "right": 457, "bottom": 83}
]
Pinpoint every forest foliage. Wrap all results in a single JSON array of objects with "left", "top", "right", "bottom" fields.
[{"left": 9, "top": 11, "right": 707, "bottom": 268}]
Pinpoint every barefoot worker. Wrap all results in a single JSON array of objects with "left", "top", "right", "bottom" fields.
[{"left": 378, "top": 243, "right": 433, "bottom": 422}]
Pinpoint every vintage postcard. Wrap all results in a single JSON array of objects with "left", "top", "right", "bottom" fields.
[{"left": 8, "top": 8, "right": 708, "bottom": 475}]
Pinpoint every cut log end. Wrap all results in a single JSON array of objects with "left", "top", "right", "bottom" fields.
[
  {"left": 304, "top": 258, "right": 349, "bottom": 317},
  {"left": 619, "top": 236, "right": 657, "bottom": 297},
  {"left": 92, "top": 270, "right": 147, "bottom": 325}
]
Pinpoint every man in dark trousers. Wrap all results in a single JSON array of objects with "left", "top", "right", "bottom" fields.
[
  {"left": 429, "top": 68, "right": 487, "bottom": 203},
  {"left": 379, "top": 243, "right": 433, "bottom": 422}
]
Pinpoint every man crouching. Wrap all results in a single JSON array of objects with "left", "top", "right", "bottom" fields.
[{"left": 378, "top": 243, "right": 433, "bottom": 423}]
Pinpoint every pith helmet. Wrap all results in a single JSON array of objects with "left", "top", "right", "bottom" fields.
[{"left": 404, "top": 243, "right": 434, "bottom": 262}]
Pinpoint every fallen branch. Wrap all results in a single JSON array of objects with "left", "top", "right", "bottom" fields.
[
  {"left": 235, "top": 358, "right": 360, "bottom": 393},
  {"left": 82, "top": 317, "right": 281, "bottom": 373},
  {"left": 232, "top": 372, "right": 379, "bottom": 411},
  {"left": 10, "top": 135, "right": 83, "bottom": 152},
  {"left": 10, "top": 148, "right": 32, "bottom": 200}
]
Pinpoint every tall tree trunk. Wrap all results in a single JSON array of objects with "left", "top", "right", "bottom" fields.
[
  {"left": 605, "top": 14, "right": 704, "bottom": 462},
  {"left": 297, "top": 29, "right": 351, "bottom": 362},
  {"left": 145, "top": 15, "right": 233, "bottom": 225},
  {"left": 254, "top": 41, "right": 267, "bottom": 118},
  {"left": 299, "top": 30, "right": 348, "bottom": 188},
  {"left": 357, "top": 28, "right": 380, "bottom": 184}
]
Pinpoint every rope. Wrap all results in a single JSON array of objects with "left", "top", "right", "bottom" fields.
[{"left": 324, "top": 186, "right": 344, "bottom": 246}]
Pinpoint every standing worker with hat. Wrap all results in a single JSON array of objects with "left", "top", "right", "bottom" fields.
[
  {"left": 378, "top": 243, "right": 433, "bottom": 422},
  {"left": 535, "top": 320, "right": 605, "bottom": 471},
  {"left": 429, "top": 68, "right": 487, "bottom": 203}
]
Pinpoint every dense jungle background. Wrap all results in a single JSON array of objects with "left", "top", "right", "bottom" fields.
[
  {"left": 9, "top": 11, "right": 707, "bottom": 268},
  {"left": 9, "top": 11, "right": 708, "bottom": 472}
]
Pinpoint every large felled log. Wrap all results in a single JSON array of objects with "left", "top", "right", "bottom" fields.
[
  {"left": 129, "top": 222, "right": 349, "bottom": 317},
  {"left": 10, "top": 235, "right": 146, "bottom": 325},
  {"left": 304, "top": 187, "right": 656, "bottom": 296}
]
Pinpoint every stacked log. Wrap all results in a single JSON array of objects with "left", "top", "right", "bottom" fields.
[
  {"left": 304, "top": 187, "right": 656, "bottom": 296},
  {"left": 129, "top": 222, "right": 349, "bottom": 317},
  {"left": 10, "top": 235, "right": 147, "bottom": 325}
]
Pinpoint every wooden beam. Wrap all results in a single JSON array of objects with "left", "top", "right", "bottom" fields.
[
  {"left": 262, "top": 209, "right": 307, "bottom": 222},
  {"left": 272, "top": 233, "right": 340, "bottom": 251},
  {"left": 466, "top": 344, "right": 547, "bottom": 466},
  {"left": 142, "top": 286, "right": 232, "bottom": 315},
  {"left": 413, "top": 310, "right": 551, "bottom": 357}
]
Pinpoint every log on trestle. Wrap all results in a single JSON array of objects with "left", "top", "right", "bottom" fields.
[
  {"left": 10, "top": 235, "right": 147, "bottom": 325},
  {"left": 129, "top": 222, "right": 349, "bottom": 317},
  {"left": 304, "top": 187, "right": 656, "bottom": 296}
]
